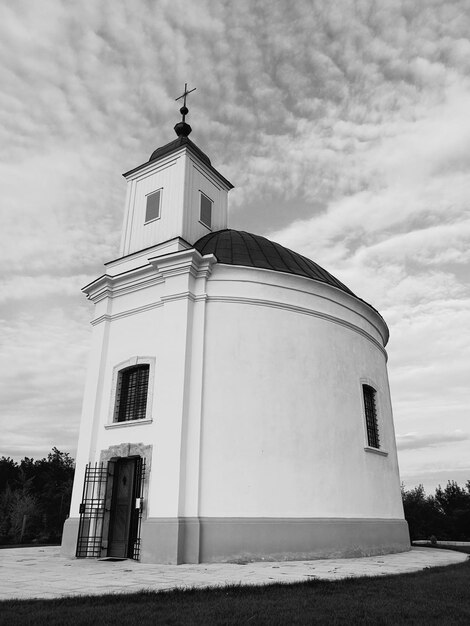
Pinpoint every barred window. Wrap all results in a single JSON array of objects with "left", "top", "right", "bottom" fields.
[
  {"left": 114, "top": 365, "right": 150, "bottom": 422},
  {"left": 363, "top": 384, "right": 380, "bottom": 449}
]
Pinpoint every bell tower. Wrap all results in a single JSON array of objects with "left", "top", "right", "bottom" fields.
[{"left": 119, "top": 86, "right": 233, "bottom": 259}]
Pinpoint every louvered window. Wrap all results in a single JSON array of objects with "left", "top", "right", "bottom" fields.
[
  {"left": 145, "top": 189, "right": 161, "bottom": 223},
  {"left": 200, "top": 192, "right": 212, "bottom": 228},
  {"left": 363, "top": 384, "right": 380, "bottom": 449},
  {"left": 114, "top": 365, "right": 150, "bottom": 422}
]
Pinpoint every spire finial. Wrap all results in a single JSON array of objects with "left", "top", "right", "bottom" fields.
[{"left": 174, "top": 83, "right": 196, "bottom": 137}]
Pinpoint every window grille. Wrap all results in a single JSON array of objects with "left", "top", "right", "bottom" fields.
[
  {"left": 363, "top": 384, "right": 380, "bottom": 448},
  {"left": 115, "top": 365, "right": 149, "bottom": 422}
]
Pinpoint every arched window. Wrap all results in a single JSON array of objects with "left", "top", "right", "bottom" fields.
[
  {"left": 114, "top": 364, "right": 150, "bottom": 422},
  {"left": 362, "top": 384, "right": 380, "bottom": 449}
]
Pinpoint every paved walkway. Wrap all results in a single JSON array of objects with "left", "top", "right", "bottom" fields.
[{"left": 0, "top": 547, "right": 467, "bottom": 600}]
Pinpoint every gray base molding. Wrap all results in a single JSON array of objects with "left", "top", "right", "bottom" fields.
[
  {"left": 61, "top": 516, "right": 410, "bottom": 564},
  {"left": 140, "top": 517, "right": 410, "bottom": 564},
  {"left": 61, "top": 517, "right": 80, "bottom": 558}
]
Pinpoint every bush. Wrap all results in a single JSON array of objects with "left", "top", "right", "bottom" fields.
[
  {"left": 0, "top": 448, "right": 74, "bottom": 545},
  {"left": 402, "top": 481, "right": 470, "bottom": 541}
]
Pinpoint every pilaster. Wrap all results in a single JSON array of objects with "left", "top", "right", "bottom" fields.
[{"left": 144, "top": 250, "right": 216, "bottom": 523}]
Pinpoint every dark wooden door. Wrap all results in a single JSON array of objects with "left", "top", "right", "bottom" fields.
[{"left": 107, "top": 458, "right": 136, "bottom": 558}]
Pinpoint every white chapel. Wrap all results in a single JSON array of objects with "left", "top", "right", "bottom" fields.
[{"left": 62, "top": 93, "right": 409, "bottom": 563}]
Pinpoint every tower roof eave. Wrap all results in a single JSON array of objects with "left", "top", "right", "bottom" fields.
[{"left": 122, "top": 136, "right": 234, "bottom": 189}]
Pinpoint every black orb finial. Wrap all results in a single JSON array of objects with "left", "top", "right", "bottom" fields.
[
  {"left": 174, "top": 120, "right": 192, "bottom": 137},
  {"left": 174, "top": 83, "right": 196, "bottom": 136}
]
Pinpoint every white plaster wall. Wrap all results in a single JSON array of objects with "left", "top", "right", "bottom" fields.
[
  {"left": 70, "top": 254, "right": 404, "bottom": 528},
  {"left": 198, "top": 266, "right": 404, "bottom": 520},
  {"left": 120, "top": 155, "right": 185, "bottom": 256},
  {"left": 182, "top": 157, "right": 228, "bottom": 244},
  {"left": 86, "top": 297, "right": 190, "bottom": 519},
  {"left": 69, "top": 299, "right": 165, "bottom": 518}
]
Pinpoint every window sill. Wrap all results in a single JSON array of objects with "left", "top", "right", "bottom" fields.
[
  {"left": 105, "top": 418, "right": 153, "bottom": 430},
  {"left": 198, "top": 220, "right": 212, "bottom": 230},
  {"left": 364, "top": 446, "right": 388, "bottom": 457}
]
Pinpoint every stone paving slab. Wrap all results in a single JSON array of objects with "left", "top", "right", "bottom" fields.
[{"left": 0, "top": 546, "right": 467, "bottom": 601}]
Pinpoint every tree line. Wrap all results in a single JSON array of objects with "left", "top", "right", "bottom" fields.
[
  {"left": 401, "top": 481, "right": 470, "bottom": 541},
  {"left": 0, "top": 448, "right": 74, "bottom": 545},
  {"left": 1, "top": 448, "right": 469, "bottom": 545}
]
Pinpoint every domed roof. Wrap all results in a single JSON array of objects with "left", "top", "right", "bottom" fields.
[{"left": 194, "top": 229, "right": 356, "bottom": 298}]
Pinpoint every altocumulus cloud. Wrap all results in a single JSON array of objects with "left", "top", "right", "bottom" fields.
[
  {"left": 397, "top": 431, "right": 470, "bottom": 452},
  {"left": 0, "top": 1, "right": 469, "bottom": 492}
]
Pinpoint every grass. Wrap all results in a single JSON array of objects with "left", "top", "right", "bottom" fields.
[{"left": 2, "top": 560, "right": 470, "bottom": 625}]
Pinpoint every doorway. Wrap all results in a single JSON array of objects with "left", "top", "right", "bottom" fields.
[{"left": 107, "top": 457, "right": 142, "bottom": 559}]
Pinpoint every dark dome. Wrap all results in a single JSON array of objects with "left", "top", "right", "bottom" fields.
[{"left": 194, "top": 229, "right": 356, "bottom": 298}]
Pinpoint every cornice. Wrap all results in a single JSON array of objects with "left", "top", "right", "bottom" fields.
[
  {"left": 208, "top": 266, "right": 389, "bottom": 347},
  {"left": 85, "top": 250, "right": 216, "bottom": 316},
  {"left": 123, "top": 152, "right": 181, "bottom": 181},
  {"left": 83, "top": 267, "right": 164, "bottom": 303},
  {"left": 90, "top": 291, "right": 209, "bottom": 326},
  {"left": 150, "top": 249, "right": 217, "bottom": 280},
  {"left": 90, "top": 300, "right": 164, "bottom": 326},
  {"left": 160, "top": 291, "right": 208, "bottom": 304},
  {"left": 87, "top": 270, "right": 386, "bottom": 356},
  {"left": 206, "top": 294, "right": 388, "bottom": 359},
  {"left": 104, "top": 237, "right": 193, "bottom": 268}
]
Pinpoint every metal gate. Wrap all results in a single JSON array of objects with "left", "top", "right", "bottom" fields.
[
  {"left": 76, "top": 462, "right": 108, "bottom": 557},
  {"left": 76, "top": 458, "right": 146, "bottom": 560},
  {"left": 129, "top": 457, "right": 146, "bottom": 561}
]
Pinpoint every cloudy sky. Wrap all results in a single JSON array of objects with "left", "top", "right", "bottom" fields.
[{"left": 1, "top": 0, "right": 469, "bottom": 494}]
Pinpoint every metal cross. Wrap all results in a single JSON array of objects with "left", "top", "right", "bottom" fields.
[
  {"left": 175, "top": 83, "right": 196, "bottom": 122},
  {"left": 175, "top": 83, "right": 196, "bottom": 107}
]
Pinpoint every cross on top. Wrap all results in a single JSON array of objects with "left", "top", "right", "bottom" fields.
[{"left": 175, "top": 83, "right": 196, "bottom": 122}]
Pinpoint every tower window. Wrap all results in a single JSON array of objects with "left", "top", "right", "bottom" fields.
[
  {"left": 362, "top": 384, "right": 380, "bottom": 449},
  {"left": 200, "top": 192, "right": 212, "bottom": 228},
  {"left": 114, "top": 365, "right": 150, "bottom": 422},
  {"left": 145, "top": 189, "right": 161, "bottom": 223}
]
